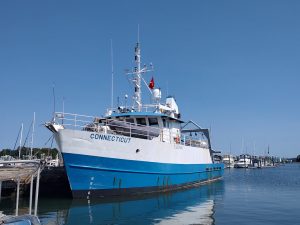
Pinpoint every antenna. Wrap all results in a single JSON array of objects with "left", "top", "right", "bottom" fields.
[
  {"left": 125, "top": 94, "right": 128, "bottom": 108},
  {"left": 166, "top": 81, "right": 169, "bottom": 97},
  {"left": 52, "top": 83, "right": 56, "bottom": 121},
  {"left": 110, "top": 39, "right": 114, "bottom": 109},
  {"left": 62, "top": 97, "right": 65, "bottom": 124},
  {"left": 137, "top": 24, "right": 140, "bottom": 43}
]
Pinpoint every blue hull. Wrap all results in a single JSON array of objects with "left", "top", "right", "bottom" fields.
[{"left": 62, "top": 153, "right": 224, "bottom": 198}]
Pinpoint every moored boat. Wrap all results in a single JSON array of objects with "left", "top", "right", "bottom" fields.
[
  {"left": 222, "top": 154, "right": 235, "bottom": 168},
  {"left": 45, "top": 41, "right": 224, "bottom": 199},
  {"left": 234, "top": 154, "right": 251, "bottom": 168}
]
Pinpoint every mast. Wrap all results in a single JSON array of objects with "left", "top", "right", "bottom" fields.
[
  {"left": 126, "top": 27, "right": 153, "bottom": 112},
  {"left": 30, "top": 112, "right": 35, "bottom": 159},
  {"left": 134, "top": 42, "right": 142, "bottom": 111},
  {"left": 19, "top": 123, "right": 23, "bottom": 159},
  {"left": 110, "top": 39, "right": 114, "bottom": 109}
]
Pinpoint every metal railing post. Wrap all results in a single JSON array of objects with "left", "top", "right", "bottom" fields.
[
  {"left": 29, "top": 175, "right": 34, "bottom": 215},
  {"left": 34, "top": 167, "right": 41, "bottom": 216},
  {"left": 15, "top": 178, "right": 20, "bottom": 216},
  {"left": 130, "top": 123, "right": 132, "bottom": 137},
  {"left": 0, "top": 181, "right": 2, "bottom": 201}
]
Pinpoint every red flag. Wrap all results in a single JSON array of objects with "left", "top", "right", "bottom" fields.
[{"left": 149, "top": 77, "right": 154, "bottom": 89}]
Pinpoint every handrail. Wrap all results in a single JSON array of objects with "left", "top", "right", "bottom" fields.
[
  {"left": 52, "top": 112, "right": 209, "bottom": 148},
  {"left": 0, "top": 159, "right": 41, "bottom": 165},
  {"left": 56, "top": 112, "right": 95, "bottom": 119},
  {"left": 0, "top": 160, "right": 41, "bottom": 183},
  {"left": 0, "top": 159, "right": 42, "bottom": 216},
  {"left": 106, "top": 104, "right": 160, "bottom": 114}
]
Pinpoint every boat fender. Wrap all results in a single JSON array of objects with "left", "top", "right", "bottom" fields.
[{"left": 175, "top": 136, "right": 180, "bottom": 144}]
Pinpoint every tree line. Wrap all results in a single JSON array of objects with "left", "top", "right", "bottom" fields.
[{"left": 0, "top": 147, "right": 59, "bottom": 159}]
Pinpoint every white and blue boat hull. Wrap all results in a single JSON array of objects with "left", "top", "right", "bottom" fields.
[
  {"left": 63, "top": 153, "right": 223, "bottom": 198},
  {"left": 55, "top": 129, "right": 224, "bottom": 198}
]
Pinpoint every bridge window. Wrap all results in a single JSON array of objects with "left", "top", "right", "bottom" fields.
[
  {"left": 136, "top": 118, "right": 146, "bottom": 126},
  {"left": 149, "top": 118, "right": 159, "bottom": 127},
  {"left": 125, "top": 118, "right": 134, "bottom": 124}
]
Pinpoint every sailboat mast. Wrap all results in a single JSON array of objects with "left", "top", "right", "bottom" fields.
[
  {"left": 19, "top": 123, "right": 23, "bottom": 159},
  {"left": 30, "top": 112, "right": 35, "bottom": 159}
]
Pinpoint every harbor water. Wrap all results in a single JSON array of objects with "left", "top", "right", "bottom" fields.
[{"left": 1, "top": 163, "right": 299, "bottom": 225}]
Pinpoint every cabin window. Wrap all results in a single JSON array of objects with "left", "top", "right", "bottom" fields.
[
  {"left": 136, "top": 118, "right": 146, "bottom": 126},
  {"left": 148, "top": 118, "right": 159, "bottom": 127},
  {"left": 125, "top": 118, "right": 134, "bottom": 124}
]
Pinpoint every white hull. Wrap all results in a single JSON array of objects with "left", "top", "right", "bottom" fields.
[{"left": 55, "top": 129, "right": 213, "bottom": 165}]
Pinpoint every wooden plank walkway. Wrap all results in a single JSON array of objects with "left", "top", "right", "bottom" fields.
[{"left": 0, "top": 160, "right": 41, "bottom": 183}]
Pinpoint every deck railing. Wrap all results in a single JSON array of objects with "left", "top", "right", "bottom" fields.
[
  {"left": 53, "top": 112, "right": 208, "bottom": 148},
  {"left": 0, "top": 160, "right": 41, "bottom": 216},
  {"left": 105, "top": 104, "right": 160, "bottom": 115}
]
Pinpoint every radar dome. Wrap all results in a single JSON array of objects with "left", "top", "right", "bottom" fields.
[{"left": 153, "top": 88, "right": 162, "bottom": 102}]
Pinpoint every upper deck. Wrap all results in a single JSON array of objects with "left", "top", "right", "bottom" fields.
[{"left": 47, "top": 112, "right": 210, "bottom": 149}]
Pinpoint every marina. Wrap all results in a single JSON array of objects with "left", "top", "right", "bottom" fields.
[
  {"left": 1, "top": 1, "right": 300, "bottom": 224},
  {"left": 0, "top": 41, "right": 296, "bottom": 221},
  {"left": 1, "top": 163, "right": 299, "bottom": 225},
  {"left": 2, "top": 37, "right": 290, "bottom": 224}
]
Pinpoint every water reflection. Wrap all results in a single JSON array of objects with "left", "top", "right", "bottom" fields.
[
  {"left": 1, "top": 180, "right": 224, "bottom": 225},
  {"left": 153, "top": 199, "right": 215, "bottom": 225}
]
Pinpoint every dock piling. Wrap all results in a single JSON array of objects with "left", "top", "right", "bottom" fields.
[
  {"left": 15, "top": 178, "right": 20, "bottom": 216},
  {"left": 29, "top": 175, "right": 34, "bottom": 215},
  {"left": 34, "top": 167, "right": 41, "bottom": 216}
]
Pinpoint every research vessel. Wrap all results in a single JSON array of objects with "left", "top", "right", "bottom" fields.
[{"left": 45, "top": 41, "right": 224, "bottom": 198}]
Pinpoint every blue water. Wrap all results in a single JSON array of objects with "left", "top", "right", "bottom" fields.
[{"left": 1, "top": 163, "right": 299, "bottom": 224}]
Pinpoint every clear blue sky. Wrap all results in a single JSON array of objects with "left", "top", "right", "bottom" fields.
[{"left": 0, "top": 0, "right": 299, "bottom": 158}]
